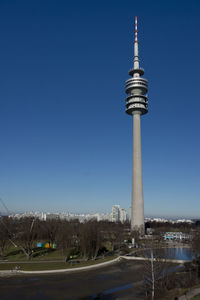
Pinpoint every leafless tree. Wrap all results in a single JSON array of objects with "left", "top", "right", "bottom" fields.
[
  {"left": 43, "top": 219, "right": 60, "bottom": 245},
  {"left": 17, "top": 217, "right": 38, "bottom": 260},
  {"left": 56, "top": 220, "right": 79, "bottom": 260},
  {"left": 105, "top": 222, "right": 124, "bottom": 251},
  {"left": 138, "top": 242, "right": 174, "bottom": 299},
  {"left": 0, "top": 216, "right": 13, "bottom": 258},
  {"left": 79, "top": 220, "right": 103, "bottom": 260},
  {"left": 192, "top": 229, "right": 200, "bottom": 258}
]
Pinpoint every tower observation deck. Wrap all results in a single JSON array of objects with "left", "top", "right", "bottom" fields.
[{"left": 125, "top": 17, "right": 148, "bottom": 234}]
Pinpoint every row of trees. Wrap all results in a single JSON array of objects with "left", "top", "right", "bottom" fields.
[
  {"left": 0, "top": 217, "right": 129, "bottom": 260},
  {"left": 1, "top": 217, "right": 200, "bottom": 260},
  {"left": 145, "top": 221, "right": 193, "bottom": 234},
  {"left": 2, "top": 217, "right": 200, "bottom": 299}
]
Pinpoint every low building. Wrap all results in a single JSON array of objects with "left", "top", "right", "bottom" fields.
[{"left": 163, "top": 232, "right": 191, "bottom": 241}]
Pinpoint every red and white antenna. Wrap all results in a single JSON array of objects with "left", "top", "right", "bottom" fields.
[{"left": 135, "top": 16, "right": 138, "bottom": 43}]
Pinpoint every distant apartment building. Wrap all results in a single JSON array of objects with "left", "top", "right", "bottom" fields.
[
  {"left": 112, "top": 205, "right": 120, "bottom": 222},
  {"left": 112, "top": 205, "right": 127, "bottom": 223},
  {"left": 120, "top": 208, "right": 127, "bottom": 223}
]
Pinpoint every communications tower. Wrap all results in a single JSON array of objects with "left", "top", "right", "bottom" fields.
[{"left": 125, "top": 17, "right": 148, "bottom": 234}]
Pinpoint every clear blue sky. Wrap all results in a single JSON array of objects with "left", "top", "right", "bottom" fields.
[{"left": 0, "top": 0, "right": 200, "bottom": 218}]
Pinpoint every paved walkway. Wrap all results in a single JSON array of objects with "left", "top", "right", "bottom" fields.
[
  {"left": 121, "top": 255, "right": 190, "bottom": 264},
  {"left": 0, "top": 254, "right": 190, "bottom": 276},
  {"left": 179, "top": 288, "right": 200, "bottom": 299},
  {"left": 0, "top": 256, "right": 121, "bottom": 276},
  {"left": 0, "top": 259, "right": 64, "bottom": 264}
]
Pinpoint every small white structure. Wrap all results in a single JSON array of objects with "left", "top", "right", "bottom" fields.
[{"left": 163, "top": 232, "right": 191, "bottom": 241}]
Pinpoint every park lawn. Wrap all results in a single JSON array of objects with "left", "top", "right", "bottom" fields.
[
  {"left": 192, "top": 296, "right": 200, "bottom": 300},
  {"left": 31, "top": 249, "right": 65, "bottom": 261},
  {"left": 4, "top": 246, "right": 65, "bottom": 262},
  {"left": 0, "top": 262, "right": 66, "bottom": 271},
  {"left": 0, "top": 254, "right": 117, "bottom": 271}
]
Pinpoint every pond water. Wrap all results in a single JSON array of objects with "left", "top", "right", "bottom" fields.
[{"left": 142, "top": 247, "right": 195, "bottom": 261}]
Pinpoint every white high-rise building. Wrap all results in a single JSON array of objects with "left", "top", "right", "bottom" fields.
[
  {"left": 112, "top": 205, "right": 120, "bottom": 222},
  {"left": 120, "top": 208, "right": 127, "bottom": 223},
  {"left": 112, "top": 205, "right": 127, "bottom": 223}
]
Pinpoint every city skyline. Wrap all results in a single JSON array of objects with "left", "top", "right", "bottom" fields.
[
  {"left": 5, "top": 206, "right": 197, "bottom": 223},
  {"left": 1, "top": 202, "right": 200, "bottom": 220},
  {"left": 0, "top": 0, "right": 200, "bottom": 218}
]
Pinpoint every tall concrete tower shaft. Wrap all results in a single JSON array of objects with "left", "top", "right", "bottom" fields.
[{"left": 125, "top": 17, "right": 148, "bottom": 233}]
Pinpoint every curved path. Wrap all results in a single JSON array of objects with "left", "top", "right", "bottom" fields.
[
  {"left": 0, "top": 256, "right": 121, "bottom": 276},
  {"left": 179, "top": 288, "right": 200, "bottom": 299},
  {"left": 0, "top": 259, "right": 145, "bottom": 300},
  {"left": 121, "top": 256, "right": 191, "bottom": 264},
  {"left": 0, "top": 254, "right": 187, "bottom": 276}
]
